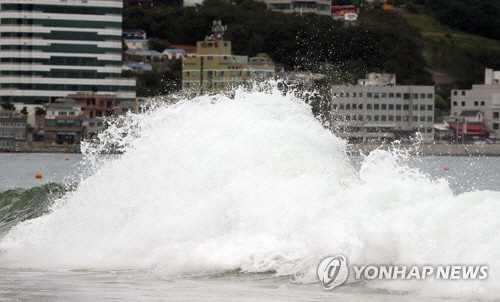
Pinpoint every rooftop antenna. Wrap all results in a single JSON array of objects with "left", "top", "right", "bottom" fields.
[{"left": 205, "top": 20, "right": 226, "bottom": 41}]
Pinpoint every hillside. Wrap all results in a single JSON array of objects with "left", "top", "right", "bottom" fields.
[
  {"left": 403, "top": 11, "right": 500, "bottom": 88},
  {"left": 123, "top": 0, "right": 500, "bottom": 98}
]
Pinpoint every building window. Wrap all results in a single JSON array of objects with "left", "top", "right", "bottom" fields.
[
  {"left": 427, "top": 116, "right": 433, "bottom": 122},
  {"left": 374, "top": 115, "right": 379, "bottom": 121},
  {"left": 481, "top": 101, "right": 485, "bottom": 106},
  {"left": 453, "top": 91, "right": 458, "bottom": 96},
  {"left": 381, "top": 93, "right": 387, "bottom": 98},
  {"left": 403, "top": 93, "right": 410, "bottom": 100},
  {"left": 403, "top": 105, "right": 409, "bottom": 110},
  {"left": 462, "top": 91, "right": 466, "bottom": 96},
  {"left": 352, "top": 104, "right": 357, "bottom": 110},
  {"left": 358, "top": 115, "right": 363, "bottom": 121},
  {"left": 367, "top": 104, "right": 372, "bottom": 110},
  {"left": 346, "top": 104, "right": 351, "bottom": 110},
  {"left": 413, "top": 116, "right": 418, "bottom": 122},
  {"left": 332, "top": 104, "right": 338, "bottom": 110},
  {"left": 359, "top": 92, "right": 363, "bottom": 97},
  {"left": 359, "top": 104, "right": 363, "bottom": 110},
  {"left": 388, "top": 115, "right": 394, "bottom": 121},
  {"left": 389, "top": 93, "right": 394, "bottom": 98},
  {"left": 494, "top": 123, "right": 499, "bottom": 130},
  {"left": 427, "top": 93, "right": 433, "bottom": 99},
  {"left": 346, "top": 93, "right": 349, "bottom": 97},
  {"left": 353, "top": 92, "right": 357, "bottom": 97},
  {"left": 474, "top": 101, "right": 478, "bottom": 106},
  {"left": 396, "top": 93, "right": 402, "bottom": 98},
  {"left": 453, "top": 101, "right": 457, "bottom": 106},
  {"left": 339, "top": 104, "right": 344, "bottom": 110},
  {"left": 381, "top": 115, "right": 387, "bottom": 121},
  {"left": 419, "top": 116, "right": 425, "bottom": 122},
  {"left": 367, "top": 92, "right": 373, "bottom": 98},
  {"left": 396, "top": 104, "right": 401, "bottom": 110},
  {"left": 388, "top": 104, "right": 394, "bottom": 110},
  {"left": 366, "top": 115, "right": 372, "bottom": 121},
  {"left": 427, "top": 105, "right": 433, "bottom": 111},
  {"left": 493, "top": 112, "right": 499, "bottom": 119},
  {"left": 374, "top": 93, "right": 380, "bottom": 99},
  {"left": 374, "top": 104, "right": 379, "bottom": 110},
  {"left": 414, "top": 93, "right": 419, "bottom": 99},
  {"left": 420, "top": 105, "right": 426, "bottom": 111},
  {"left": 381, "top": 104, "right": 387, "bottom": 110},
  {"left": 396, "top": 115, "right": 401, "bottom": 121},
  {"left": 403, "top": 116, "right": 409, "bottom": 122},
  {"left": 461, "top": 101, "right": 466, "bottom": 106}
]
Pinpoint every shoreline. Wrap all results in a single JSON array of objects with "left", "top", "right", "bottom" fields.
[
  {"left": 3, "top": 144, "right": 500, "bottom": 156},
  {"left": 347, "top": 144, "right": 500, "bottom": 156}
]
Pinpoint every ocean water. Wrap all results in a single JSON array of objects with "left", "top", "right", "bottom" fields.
[{"left": 0, "top": 87, "right": 499, "bottom": 301}]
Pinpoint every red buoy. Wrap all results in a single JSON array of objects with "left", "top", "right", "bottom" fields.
[
  {"left": 443, "top": 166, "right": 449, "bottom": 171},
  {"left": 35, "top": 173, "right": 42, "bottom": 179},
  {"left": 65, "top": 157, "right": 69, "bottom": 161}
]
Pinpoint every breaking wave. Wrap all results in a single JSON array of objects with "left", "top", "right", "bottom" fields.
[{"left": 0, "top": 87, "right": 499, "bottom": 299}]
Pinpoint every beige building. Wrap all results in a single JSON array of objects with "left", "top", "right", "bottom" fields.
[
  {"left": 451, "top": 68, "right": 500, "bottom": 140},
  {"left": 182, "top": 21, "right": 275, "bottom": 95},
  {"left": 331, "top": 73, "right": 435, "bottom": 143},
  {"left": 0, "top": 110, "right": 27, "bottom": 150}
]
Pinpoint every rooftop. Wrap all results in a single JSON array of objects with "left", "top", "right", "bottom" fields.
[{"left": 460, "top": 110, "right": 482, "bottom": 117}]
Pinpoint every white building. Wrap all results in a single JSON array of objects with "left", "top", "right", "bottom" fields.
[
  {"left": 163, "top": 48, "right": 185, "bottom": 60},
  {"left": 451, "top": 68, "right": 500, "bottom": 140},
  {"left": 262, "top": 0, "right": 331, "bottom": 15},
  {"left": 0, "top": 0, "right": 136, "bottom": 104},
  {"left": 331, "top": 73, "right": 435, "bottom": 143},
  {"left": 183, "top": 0, "right": 203, "bottom": 6}
]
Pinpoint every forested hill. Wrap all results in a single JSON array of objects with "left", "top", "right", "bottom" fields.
[{"left": 123, "top": 0, "right": 500, "bottom": 89}]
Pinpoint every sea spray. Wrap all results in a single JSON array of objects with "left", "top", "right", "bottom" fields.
[{"left": 0, "top": 87, "right": 499, "bottom": 299}]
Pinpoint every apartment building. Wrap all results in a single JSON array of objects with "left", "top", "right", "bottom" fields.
[
  {"left": 43, "top": 98, "right": 84, "bottom": 144},
  {"left": 262, "top": 0, "right": 331, "bottom": 15},
  {"left": 0, "top": 109, "right": 27, "bottom": 150},
  {"left": 331, "top": 73, "right": 435, "bottom": 143},
  {"left": 0, "top": 0, "right": 136, "bottom": 104},
  {"left": 182, "top": 21, "right": 275, "bottom": 95},
  {"left": 451, "top": 68, "right": 500, "bottom": 140}
]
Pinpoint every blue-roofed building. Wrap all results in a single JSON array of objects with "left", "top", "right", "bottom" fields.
[{"left": 123, "top": 62, "right": 153, "bottom": 73}]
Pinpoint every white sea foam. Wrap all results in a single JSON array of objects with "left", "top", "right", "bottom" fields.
[{"left": 1, "top": 87, "right": 499, "bottom": 299}]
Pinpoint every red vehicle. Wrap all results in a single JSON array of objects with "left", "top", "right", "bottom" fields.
[{"left": 331, "top": 5, "right": 358, "bottom": 15}]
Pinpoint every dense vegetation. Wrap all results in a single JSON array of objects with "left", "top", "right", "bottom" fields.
[
  {"left": 123, "top": 0, "right": 500, "bottom": 119},
  {"left": 124, "top": 0, "right": 432, "bottom": 88},
  {"left": 419, "top": 0, "right": 500, "bottom": 41}
]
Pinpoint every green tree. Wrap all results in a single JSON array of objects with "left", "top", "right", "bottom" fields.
[
  {"left": 148, "top": 38, "right": 171, "bottom": 52},
  {"left": 0, "top": 101, "right": 15, "bottom": 111}
]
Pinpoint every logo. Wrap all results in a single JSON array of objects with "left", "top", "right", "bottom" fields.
[
  {"left": 317, "top": 255, "right": 348, "bottom": 290},
  {"left": 317, "top": 254, "right": 488, "bottom": 291}
]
